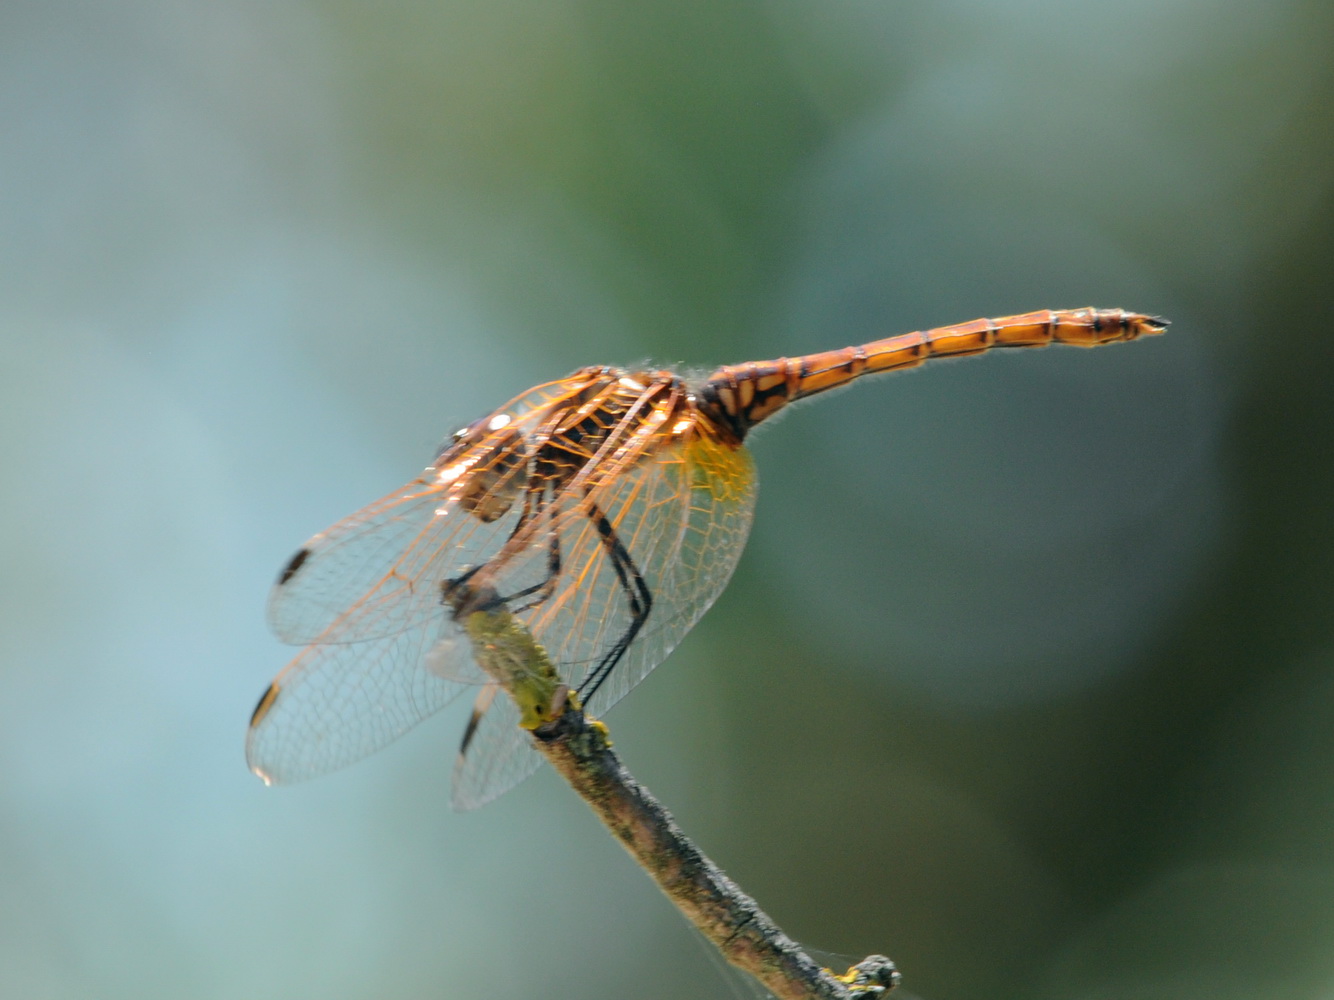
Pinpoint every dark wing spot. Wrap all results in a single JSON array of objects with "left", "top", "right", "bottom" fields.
[
  {"left": 459, "top": 706, "right": 484, "bottom": 755},
  {"left": 249, "top": 682, "right": 281, "bottom": 728},
  {"left": 276, "top": 547, "right": 311, "bottom": 586}
]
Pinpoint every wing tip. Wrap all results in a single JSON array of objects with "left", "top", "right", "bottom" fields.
[
  {"left": 250, "top": 762, "right": 277, "bottom": 786},
  {"left": 246, "top": 683, "right": 283, "bottom": 785}
]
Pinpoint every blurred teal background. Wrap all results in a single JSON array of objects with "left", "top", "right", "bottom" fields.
[{"left": 2, "top": 1, "right": 1332, "bottom": 998}]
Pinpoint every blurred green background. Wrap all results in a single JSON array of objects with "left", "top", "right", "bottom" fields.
[{"left": 3, "top": 1, "right": 1333, "bottom": 998}]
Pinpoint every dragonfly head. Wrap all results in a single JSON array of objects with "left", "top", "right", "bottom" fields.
[{"left": 441, "top": 573, "right": 504, "bottom": 618}]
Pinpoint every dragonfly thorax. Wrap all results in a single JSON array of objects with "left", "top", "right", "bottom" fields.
[{"left": 435, "top": 368, "right": 696, "bottom": 538}]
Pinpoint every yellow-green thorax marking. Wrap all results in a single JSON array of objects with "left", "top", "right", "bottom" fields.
[{"left": 461, "top": 606, "right": 579, "bottom": 730}]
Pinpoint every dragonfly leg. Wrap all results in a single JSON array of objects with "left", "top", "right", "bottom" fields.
[
  {"left": 442, "top": 489, "right": 563, "bottom": 615},
  {"left": 577, "top": 500, "right": 653, "bottom": 704},
  {"left": 491, "top": 481, "right": 564, "bottom": 612},
  {"left": 504, "top": 526, "right": 562, "bottom": 614}
]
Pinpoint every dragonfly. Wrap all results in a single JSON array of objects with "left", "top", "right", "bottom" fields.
[{"left": 247, "top": 307, "right": 1166, "bottom": 809}]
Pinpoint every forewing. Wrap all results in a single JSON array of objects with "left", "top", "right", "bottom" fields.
[
  {"left": 444, "top": 416, "right": 755, "bottom": 809},
  {"left": 247, "top": 614, "right": 485, "bottom": 784},
  {"left": 490, "top": 420, "right": 757, "bottom": 718},
  {"left": 578, "top": 426, "right": 756, "bottom": 717}
]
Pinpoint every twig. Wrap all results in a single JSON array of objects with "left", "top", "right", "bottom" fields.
[{"left": 460, "top": 603, "right": 900, "bottom": 1000}]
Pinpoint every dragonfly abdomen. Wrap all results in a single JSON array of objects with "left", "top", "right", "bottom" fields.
[{"left": 698, "top": 307, "right": 1167, "bottom": 438}]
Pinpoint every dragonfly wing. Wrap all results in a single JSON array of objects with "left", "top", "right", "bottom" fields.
[
  {"left": 253, "top": 370, "right": 754, "bottom": 797},
  {"left": 450, "top": 683, "right": 543, "bottom": 811},
  {"left": 581, "top": 426, "right": 756, "bottom": 717},
  {"left": 509, "top": 422, "right": 757, "bottom": 717},
  {"left": 247, "top": 614, "right": 484, "bottom": 784},
  {"left": 445, "top": 419, "right": 755, "bottom": 808}
]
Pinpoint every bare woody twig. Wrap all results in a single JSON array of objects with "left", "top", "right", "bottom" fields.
[{"left": 460, "top": 603, "right": 899, "bottom": 1000}]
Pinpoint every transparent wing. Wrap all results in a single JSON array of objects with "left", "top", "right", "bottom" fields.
[
  {"left": 450, "top": 684, "right": 543, "bottom": 811},
  {"left": 250, "top": 370, "right": 755, "bottom": 802},
  {"left": 266, "top": 376, "right": 597, "bottom": 647},
  {"left": 489, "top": 418, "right": 758, "bottom": 717},
  {"left": 572, "top": 423, "right": 757, "bottom": 718},
  {"left": 446, "top": 420, "right": 755, "bottom": 808},
  {"left": 246, "top": 613, "right": 484, "bottom": 784}
]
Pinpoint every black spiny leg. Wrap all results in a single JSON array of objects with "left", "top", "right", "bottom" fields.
[
  {"left": 493, "top": 473, "right": 564, "bottom": 613},
  {"left": 443, "top": 476, "right": 563, "bottom": 617},
  {"left": 506, "top": 511, "right": 562, "bottom": 615},
  {"left": 577, "top": 499, "right": 653, "bottom": 705}
]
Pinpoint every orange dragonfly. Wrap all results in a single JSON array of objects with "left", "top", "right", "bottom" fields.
[{"left": 248, "top": 307, "right": 1166, "bottom": 808}]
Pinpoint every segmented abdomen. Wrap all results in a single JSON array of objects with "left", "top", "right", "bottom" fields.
[{"left": 698, "top": 307, "right": 1167, "bottom": 438}]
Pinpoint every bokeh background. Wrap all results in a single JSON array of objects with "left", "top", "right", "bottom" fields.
[{"left": 3, "top": 1, "right": 1333, "bottom": 998}]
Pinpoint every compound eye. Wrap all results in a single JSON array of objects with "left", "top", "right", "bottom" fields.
[{"left": 435, "top": 416, "right": 488, "bottom": 463}]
